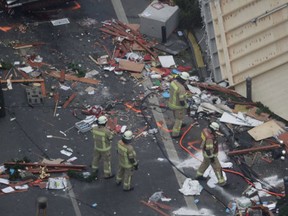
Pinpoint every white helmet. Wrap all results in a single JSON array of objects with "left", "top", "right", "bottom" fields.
[
  {"left": 123, "top": 130, "right": 133, "bottom": 140},
  {"left": 98, "top": 116, "right": 108, "bottom": 125},
  {"left": 180, "top": 72, "right": 189, "bottom": 80},
  {"left": 210, "top": 122, "right": 220, "bottom": 131}
]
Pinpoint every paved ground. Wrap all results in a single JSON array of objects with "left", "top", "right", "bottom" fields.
[{"left": 0, "top": 1, "right": 287, "bottom": 216}]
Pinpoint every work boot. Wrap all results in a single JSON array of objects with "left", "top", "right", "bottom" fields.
[
  {"left": 123, "top": 187, "right": 134, "bottom": 192},
  {"left": 181, "top": 123, "right": 187, "bottom": 128},
  {"left": 217, "top": 181, "right": 227, "bottom": 187},
  {"left": 171, "top": 134, "right": 182, "bottom": 139},
  {"left": 104, "top": 174, "right": 115, "bottom": 179}
]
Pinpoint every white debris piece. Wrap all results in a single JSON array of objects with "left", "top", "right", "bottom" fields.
[
  {"left": 178, "top": 178, "right": 203, "bottom": 196},
  {"left": 148, "top": 191, "right": 164, "bottom": 202},
  {"left": 187, "top": 84, "right": 201, "bottom": 94},
  {"left": 158, "top": 55, "right": 176, "bottom": 68},
  {"left": 220, "top": 112, "right": 263, "bottom": 127},
  {"left": 51, "top": 18, "right": 70, "bottom": 26},
  {"left": 1, "top": 186, "right": 15, "bottom": 193},
  {"left": 15, "top": 184, "right": 29, "bottom": 190},
  {"left": 60, "top": 149, "right": 73, "bottom": 157},
  {"left": 47, "top": 177, "right": 67, "bottom": 189},
  {"left": 18, "top": 66, "right": 33, "bottom": 73},
  {"left": 85, "top": 69, "right": 99, "bottom": 78},
  {"left": 173, "top": 207, "right": 215, "bottom": 216},
  {"left": 59, "top": 84, "right": 71, "bottom": 91},
  {"left": 0, "top": 178, "right": 10, "bottom": 185}
]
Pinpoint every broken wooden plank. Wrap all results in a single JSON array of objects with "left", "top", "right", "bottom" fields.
[
  {"left": 0, "top": 78, "right": 46, "bottom": 96},
  {"left": 59, "top": 70, "right": 65, "bottom": 83},
  {"left": 49, "top": 71, "right": 100, "bottom": 85},
  {"left": 248, "top": 120, "right": 285, "bottom": 141},
  {"left": 118, "top": 59, "right": 145, "bottom": 73},
  {"left": 0, "top": 79, "right": 44, "bottom": 83},
  {"left": 134, "top": 39, "right": 158, "bottom": 58},
  {"left": 12, "top": 42, "right": 45, "bottom": 50},
  {"left": 227, "top": 144, "right": 281, "bottom": 156},
  {"left": 28, "top": 168, "right": 82, "bottom": 174},
  {"left": 62, "top": 93, "right": 77, "bottom": 109},
  {"left": 140, "top": 200, "right": 170, "bottom": 216},
  {"left": 4, "top": 162, "right": 86, "bottom": 169}
]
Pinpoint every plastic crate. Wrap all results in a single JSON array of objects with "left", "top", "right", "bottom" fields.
[{"left": 75, "top": 121, "right": 92, "bottom": 133}]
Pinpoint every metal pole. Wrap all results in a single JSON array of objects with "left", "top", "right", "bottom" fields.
[
  {"left": 284, "top": 176, "right": 288, "bottom": 198},
  {"left": 161, "top": 26, "right": 167, "bottom": 44},
  {"left": 246, "top": 77, "right": 252, "bottom": 102}
]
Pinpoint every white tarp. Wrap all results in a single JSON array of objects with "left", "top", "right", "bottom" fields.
[{"left": 178, "top": 178, "right": 203, "bottom": 196}]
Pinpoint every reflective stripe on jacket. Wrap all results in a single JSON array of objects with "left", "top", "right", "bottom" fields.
[
  {"left": 92, "top": 127, "right": 113, "bottom": 151},
  {"left": 201, "top": 128, "right": 218, "bottom": 158},
  {"left": 117, "top": 140, "right": 136, "bottom": 168},
  {"left": 168, "top": 80, "right": 188, "bottom": 110}
]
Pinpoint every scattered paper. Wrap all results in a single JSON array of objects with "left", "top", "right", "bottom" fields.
[
  {"left": 15, "top": 185, "right": 29, "bottom": 190},
  {"left": 67, "top": 157, "right": 78, "bottom": 162},
  {"left": 51, "top": 18, "right": 70, "bottom": 26},
  {"left": 18, "top": 66, "right": 33, "bottom": 73},
  {"left": 85, "top": 86, "right": 96, "bottom": 95},
  {"left": 47, "top": 177, "right": 67, "bottom": 189},
  {"left": 0, "top": 178, "right": 10, "bottom": 185},
  {"left": 2, "top": 186, "right": 15, "bottom": 193},
  {"left": 158, "top": 55, "right": 176, "bottom": 68},
  {"left": 60, "top": 150, "right": 73, "bottom": 157},
  {"left": 85, "top": 70, "right": 99, "bottom": 78},
  {"left": 59, "top": 84, "right": 71, "bottom": 91}
]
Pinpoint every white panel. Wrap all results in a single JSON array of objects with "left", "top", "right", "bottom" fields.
[{"left": 235, "top": 64, "right": 288, "bottom": 121}]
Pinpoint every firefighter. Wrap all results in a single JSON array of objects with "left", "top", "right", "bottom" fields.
[
  {"left": 195, "top": 122, "right": 226, "bottom": 186},
  {"left": 168, "top": 71, "right": 190, "bottom": 138},
  {"left": 116, "top": 130, "right": 138, "bottom": 191},
  {"left": 91, "top": 115, "right": 114, "bottom": 179}
]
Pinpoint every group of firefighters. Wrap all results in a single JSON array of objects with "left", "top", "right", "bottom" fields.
[{"left": 91, "top": 71, "right": 226, "bottom": 192}]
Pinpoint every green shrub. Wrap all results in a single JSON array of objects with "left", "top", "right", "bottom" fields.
[{"left": 174, "top": 0, "right": 202, "bottom": 29}]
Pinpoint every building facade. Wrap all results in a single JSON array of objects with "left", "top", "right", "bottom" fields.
[{"left": 201, "top": 0, "right": 288, "bottom": 121}]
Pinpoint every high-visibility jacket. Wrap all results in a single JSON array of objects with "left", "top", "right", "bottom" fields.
[
  {"left": 201, "top": 128, "right": 218, "bottom": 158},
  {"left": 117, "top": 140, "right": 137, "bottom": 168},
  {"left": 168, "top": 80, "right": 188, "bottom": 110},
  {"left": 92, "top": 127, "right": 114, "bottom": 151}
]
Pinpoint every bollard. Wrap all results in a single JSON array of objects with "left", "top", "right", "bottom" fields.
[
  {"left": 161, "top": 26, "right": 167, "bottom": 44},
  {"left": 0, "top": 84, "right": 5, "bottom": 118},
  {"left": 36, "top": 197, "right": 47, "bottom": 216},
  {"left": 284, "top": 176, "right": 288, "bottom": 199},
  {"left": 246, "top": 77, "right": 252, "bottom": 102}
]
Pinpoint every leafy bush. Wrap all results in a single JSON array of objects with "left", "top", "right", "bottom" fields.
[{"left": 174, "top": 0, "right": 202, "bottom": 29}]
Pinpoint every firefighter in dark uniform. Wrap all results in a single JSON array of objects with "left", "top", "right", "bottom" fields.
[
  {"left": 195, "top": 122, "right": 226, "bottom": 186},
  {"left": 116, "top": 130, "right": 138, "bottom": 191},
  {"left": 168, "top": 71, "right": 190, "bottom": 138},
  {"left": 91, "top": 115, "right": 114, "bottom": 179}
]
